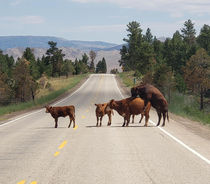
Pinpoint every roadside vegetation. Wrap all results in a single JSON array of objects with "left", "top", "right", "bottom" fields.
[{"left": 0, "top": 74, "right": 87, "bottom": 118}]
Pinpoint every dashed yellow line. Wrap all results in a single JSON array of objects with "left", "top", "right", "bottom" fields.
[
  {"left": 54, "top": 151, "right": 60, "bottom": 156},
  {"left": 17, "top": 181, "right": 37, "bottom": 184},
  {"left": 58, "top": 141, "right": 67, "bottom": 149},
  {"left": 17, "top": 181, "right": 26, "bottom": 184},
  {"left": 31, "top": 182, "right": 38, "bottom": 184},
  {"left": 74, "top": 125, "right": 78, "bottom": 129}
]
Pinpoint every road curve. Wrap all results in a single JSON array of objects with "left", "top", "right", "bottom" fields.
[{"left": 0, "top": 74, "right": 210, "bottom": 184}]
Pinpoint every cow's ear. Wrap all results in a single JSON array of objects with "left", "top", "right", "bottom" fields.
[
  {"left": 95, "top": 104, "right": 97, "bottom": 106},
  {"left": 50, "top": 106, "right": 52, "bottom": 109}
]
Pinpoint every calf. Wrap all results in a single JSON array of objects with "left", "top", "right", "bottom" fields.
[
  {"left": 45, "top": 105, "right": 75, "bottom": 128},
  {"left": 106, "top": 97, "right": 151, "bottom": 127},
  {"left": 95, "top": 103, "right": 114, "bottom": 126}
]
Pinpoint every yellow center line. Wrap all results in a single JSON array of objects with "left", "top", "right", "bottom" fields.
[
  {"left": 74, "top": 125, "right": 78, "bottom": 129},
  {"left": 54, "top": 151, "right": 60, "bottom": 156},
  {"left": 82, "top": 116, "right": 85, "bottom": 119},
  {"left": 31, "top": 182, "right": 38, "bottom": 184},
  {"left": 58, "top": 141, "right": 67, "bottom": 149},
  {"left": 87, "top": 110, "right": 89, "bottom": 112},
  {"left": 17, "top": 181, "right": 26, "bottom": 184}
]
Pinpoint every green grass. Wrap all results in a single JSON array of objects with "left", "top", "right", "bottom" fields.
[
  {"left": 0, "top": 74, "right": 88, "bottom": 118},
  {"left": 117, "top": 71, "right": 210, "bottom": 125}
]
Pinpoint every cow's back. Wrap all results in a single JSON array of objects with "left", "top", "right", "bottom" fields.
[
  {"left": 52, "top": 106, "right": 75, "bottom": 117},
  {"left": 128, "top": 98, "right": 145, "bottom": 115}
]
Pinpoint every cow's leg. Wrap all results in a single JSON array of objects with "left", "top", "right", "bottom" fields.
[
  {"left": 68, "top": 115, "right": 75, "bottom": 128},
  {"left": 144, "top": 114, "right": 149, "bottom": 126},
  {"left": 107, "top": 113, "right": 111, "bottom": 126},
  {"left": 162, "top": 112, "right": 166, "bottom": 127},
  {"left": 156, "top": 112, "right": 162, "bottom": 126},
  {"left": 139, "top": 114, "right": 144, "bottom": 123},
  {"left": 68, "top": 116, "right": 72, "bottom": 128},
  {"left": 96, "top": 116, "right": 99, "bottom": 126},
  {"left": 126, "top": 115, "right": 130, "bottom": 126},
  {"left": 122, "top": 117, "right": 126, "bottom": 127},
  {"left": 100, "top": 116, "right": 103, "bottom": 126},
  {"left": 54, "top": 118, "right": 58, "bottom": 128},
  {"left": 132, "top": 114, "right": 135, "bottom": 123}
]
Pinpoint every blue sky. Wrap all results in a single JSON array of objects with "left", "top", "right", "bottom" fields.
[{"left": 0, "top": 0, "right": 210, "bottom": 45}]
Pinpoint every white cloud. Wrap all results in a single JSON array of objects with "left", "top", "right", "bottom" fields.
[
  {"left": 69, "top": 0, "right": 210, "bottom": 17},
  {"left": 11, "top": 0, "right": 21, "bottom": 6},
  {"left": 0, "top": 16, "right": 45, "bottom": 24}
]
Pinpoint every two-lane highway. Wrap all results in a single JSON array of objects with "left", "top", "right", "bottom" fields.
[{"left": 0, "top": 74, "right": 210, "bottom": 184}]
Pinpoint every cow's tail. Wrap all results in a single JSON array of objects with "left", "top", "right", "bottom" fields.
[
  {"left": 167, "top": 111, "right": 170, "bottom": 123},
  {"left": 73, "top": 106, "right": 76, "bottom": 118}
]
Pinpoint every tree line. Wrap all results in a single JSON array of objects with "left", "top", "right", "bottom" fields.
[
  {"left": 119, "top": 20, "right": 210, "bottom": 111},
  {"left": 0, "top": 41, "right": 107, "bottom": 105}
]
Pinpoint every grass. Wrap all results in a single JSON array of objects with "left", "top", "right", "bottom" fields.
[
  {"left": 0, "top": 74, "right": 88, "bottom": 118},
  {"left": 117, "top": 71, "right": 210, "bottom": 125}
]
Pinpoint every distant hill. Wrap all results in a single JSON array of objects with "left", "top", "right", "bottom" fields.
[
  {"left": 3, "top": 47, "right": 121, "bottom": 73},
  {"left": 0, "top": 36, "right": 118, "bottom": 51}
]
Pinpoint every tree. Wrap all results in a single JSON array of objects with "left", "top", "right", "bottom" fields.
[
  {"left": 0, "top": 64, "right": 12, "bottom": 105},
  {"left": 23, "top": 47, "right": 40, "bottom": 80},
  {"left": 183, "top": 48, "right": 210, "bottom": 110},
  {"left": 45, "top": 41, "right": 65, "bottom": 77},
  {"left": 61, "top": 59, "right": 75, "bottom": 77},
  {"left": 144, "top": 28, "right": 153, "bottom": 44},
  {"left": 96, "top": 57, "right": 107, "bottom": 73},
  {"left": 181, "top": 19, "right": 196, "bottom": 45},
  {"left": 12, "top": 58, "right": 35, "bottom": 102},
  {"left": 197, "top": 24, "right": 210, "bottom": 55},
  {"left": 122, "top": 21, "right": 143, "bottom": 71},
  {"left": 89, "top": 50, "right": 96, "bottom": 72},
  {"left": 120, "top": 21, "right": 154, "bottom": 73}
]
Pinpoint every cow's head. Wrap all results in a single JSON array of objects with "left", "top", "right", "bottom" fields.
[
  {"left": 45, "top": 106, "right": 52, "bottom": 113},
  {"left": 131, "top": 87, "right": 139, "bottom": 98},
  {"left": 105, "top": 99, "right": 114, "bottom": 111}
]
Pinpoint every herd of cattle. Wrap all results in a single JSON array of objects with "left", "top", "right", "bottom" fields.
[{"left": 45, "top": 83, "right": 169, "bottom": 128}]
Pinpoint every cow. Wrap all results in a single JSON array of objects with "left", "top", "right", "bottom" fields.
[
  {"left": 131, "top": 83, "right": 169, "bottom": 126},
  {"left": 95, "top": 103, "right": 114, "bottom": 126},
  {"left": 45, "top": 105, "right": 75, "bottom": 128},
  {"left": 106, "top": 97, "right": 151, "bottom": 127}
]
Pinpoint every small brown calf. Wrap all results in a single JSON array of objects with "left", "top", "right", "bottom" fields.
[
  {"left": 95, "top": 103, "right": 114, "bottom": 126},
  {"left": 45, "top": 105, "right": 75, "bottom": 128}
]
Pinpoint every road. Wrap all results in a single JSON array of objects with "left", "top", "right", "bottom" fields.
[{"left": 0, "top": 74, "right": 210, "bottom": 184}]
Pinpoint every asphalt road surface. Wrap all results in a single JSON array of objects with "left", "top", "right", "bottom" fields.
[{"left": 0, "top": 74, "right": 210, "bottom": 184}]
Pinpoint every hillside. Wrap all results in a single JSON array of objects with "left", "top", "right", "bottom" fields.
[
  {"left": 0, "top": 36, "right": 118, "bottom": 51},
  {"left": 3, "top": 47, "right": 121, "bottom": 73}
]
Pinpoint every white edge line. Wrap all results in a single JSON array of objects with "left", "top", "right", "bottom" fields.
[
  {"left": 0, "top": 74, "right": 92, "bottom": 128},
  {"left": 113, "top": 74, "right": 210, "bottom": 165}
]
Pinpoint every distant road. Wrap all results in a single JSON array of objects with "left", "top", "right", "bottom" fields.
[{"left": 0, "top": 74, "right": 210, "bottom": 184}]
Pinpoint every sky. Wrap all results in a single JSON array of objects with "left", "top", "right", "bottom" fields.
[{"left": 0, "top": 0, "right": 210, "bottom": 45}]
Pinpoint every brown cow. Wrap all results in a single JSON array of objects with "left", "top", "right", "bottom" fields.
[
  {"left": 45, "top": 105, "right": 75, "bottom": 128},
  {"left": 106, "top": 97, "right": 151, "bottom": 127},
  {"left": 95, "top": 103, "right": 114, "bottom": 126},
  {"left": 131, "top": 83, "right": 169, "bottom": 126}
]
